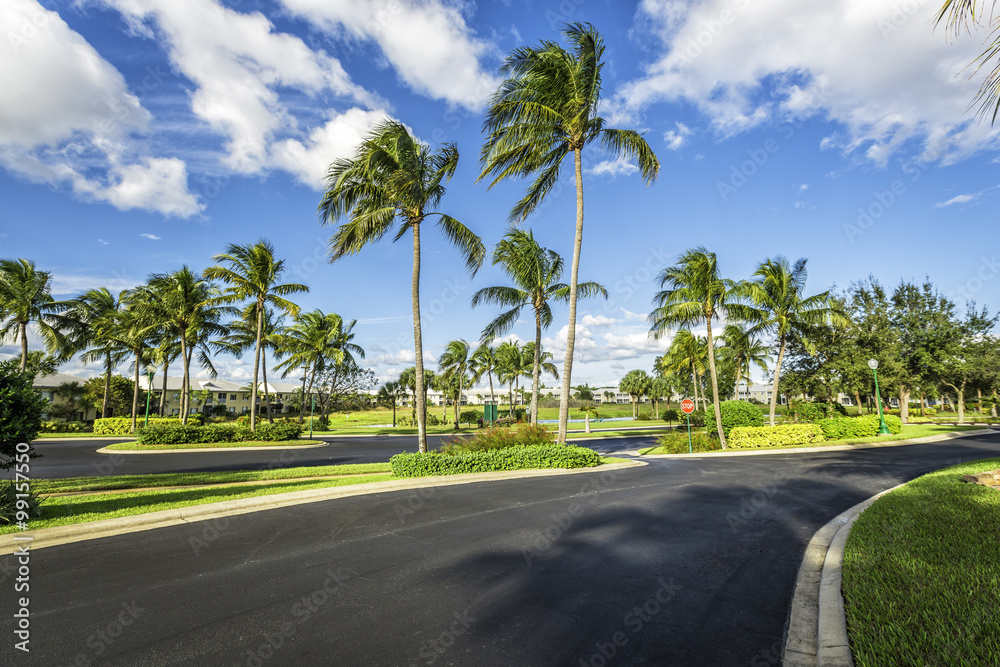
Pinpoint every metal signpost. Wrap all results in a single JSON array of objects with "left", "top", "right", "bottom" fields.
[
  {"left": 144, "top": 370, "right": 155, "bottom": 426},
  {"left": 681, "top": 398, "right": 695, "bottom": 453}
]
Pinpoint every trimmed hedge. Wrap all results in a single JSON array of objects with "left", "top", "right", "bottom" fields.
[
  {"left": 729, "top": 424, "right": 825, "bottom": 449},
  {"left": 94, "top": 416, "right": 202, "bottom": 435},
  {"left": 817, "top": 414, "right": 902, "bottom": 440},
  {"left": 654, "top": 429, "right": 720, "bottom": 454},
  {"left": 134, "top": 421, "right": 302, "bottom": 445},
  {"left": 717, "top": 400, "right": 765, "bottom": 436},
  {"left": 390, "top": 444, "right": 602, "bottom": 477}
]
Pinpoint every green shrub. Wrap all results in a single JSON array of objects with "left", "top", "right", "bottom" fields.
[
  {"left": 0, "top": 360, "right": 46, "bottom": 468},
  {"left": 925, "top": 407, "right": 937, "bottom": 416},
  {"left": 439, "top": 424, "right": 554, "bottom": 454},
  {"left": 39, "top": 420, "right": 89, "bottom": 433},
  {"left": 390, "top": 444, "right": 602, "bottom": 477},
  {"left": 817, "top": 415, "right": 902, "bottom": 440},
  {"left": 717, "top": 400, "right": 765, "bottom": 436},
  {"left": 654, "top": 429, "right": 720, "bottom": 454},
  {"left": 729, "top": 424, "right": 825, "bottom": 448},
  {"left": 661, "top": 408, "right": 680, "bottom": 424},
  {"left": 94, "top": 415, "right": 203, "bottom": 435},
  {"left": 135, "top": 421, "right": 301, "bottom": 445},
  {"left": 0, "top": 480, "right": 43, "bottom": 524},
  {"left": 254, "top": 421, "right": 303, "bottom": 441},
  {"left": 458, "top": 410, "right": 480, "bottom": 426}
]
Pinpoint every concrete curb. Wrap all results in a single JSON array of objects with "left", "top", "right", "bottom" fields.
[
  {"left": 0, "top": 459, "right": 645, "bottom": 555},
  {"left": 782, "top": 483, "right": 905, "bottom": 667},
  {"left": 95, "top": 441, "right": 331, "bottom": 455},
  {"left": 642, "top": 428, "right": 995, "bottom": 458}
]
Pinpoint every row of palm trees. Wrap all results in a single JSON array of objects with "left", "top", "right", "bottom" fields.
[
  {"left": 648, "top": 247, "right": 843, "bottom": 448},
  {"left": 0, "top": 242, "right": 363, "bottom": 432}
]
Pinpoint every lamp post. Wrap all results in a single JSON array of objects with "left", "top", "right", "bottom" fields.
[
  {"left": 868, "top": 359, "right": 891, "bottom": 435},
  {"left": 144, "top": 369, "right": 155, "bottom": 426}
]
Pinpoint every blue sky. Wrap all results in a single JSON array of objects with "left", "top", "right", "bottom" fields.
[{"left": 2, "top": 0, "right": 998, "bottom": 388}]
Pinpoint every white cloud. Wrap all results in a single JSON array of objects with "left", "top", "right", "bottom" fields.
[
  {"left": 663, "top": 121, "right": 693, "bottom": 150},
  {"left": 935, "top": 193, "right": 976, "bottom": 207},
  {"left": 140, "top": 233, "right": 162, "bottom": 240},
  {"left": 621, "top": 308, "right": 648, "bottom": 322},
  {"left": 581, "top": 314, "right": 618, "bottom": 327},
  {"left": 619, "top": 0, "right": 1000, "bottom": 165},
  {"left": 278, "top": 0, "right": 498, "bottom": 110},
  {"left": 0, "top": 0, "right": 201, "bottom": 217},
  {"left": 587, "top": 158, "right": 640, "bottom": 178},
  {"left": 97, "top": 239, "right": 109, "bottom": 245}
]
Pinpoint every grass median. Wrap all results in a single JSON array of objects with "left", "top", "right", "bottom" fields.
[
  {"left": 842, "top": 457, "right": 1000, "bottom": 666},
  {"left": 104, "top": 439, "right": 327, "bottom": 451}
]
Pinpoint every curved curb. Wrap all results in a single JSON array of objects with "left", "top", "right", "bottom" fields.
[
  {"left": 641, "top": 428, "right": 995, "bottom": 458},
  {"left": 95, "top": 441, "right": 331, "bottom": 455},
  {"left": 782, "top": 483, "right": 905, "bottom": 667},
  {"left": 0, "top": 459, "right": 645, "bottom": 555}
]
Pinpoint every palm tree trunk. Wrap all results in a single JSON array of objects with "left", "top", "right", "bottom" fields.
[
  {"left": 298, "top": 368, "right": 309, "bottom": 424},
  {"left": 180, "top": 338, "right": 191, "bottom": 425},
  {"left": 250, "top": 302, "right": 263, "bottom": 432},
  {"left": 705, "top": 319, "right": 727, "bottom": 448},
  {"left": 691, "top": 369, "right": 699, "bottom": 409},
  {"left": 262, "top": 347, "right": 273, "bottom": 423},
  {"left": 159, "top": 359, "right": 169, "bottom": 417},
  {"left": 454, "top": 374, "right": 463, "bottom": 429},
  {"left": 103, "top": 353, "right": 113, "bottom": 418},
  {"left": 19, "top": 321, "right": 28, "bottom": 372},
  {"left": 557, "top": 147, "right": 585, "bottom": 445},
  {"left": 411, "top": 221, "right": 428, "bottom": 453},
  {"left": 130, "top": 353, "right": 141, "bottom": 432},
  {"left": 769, "top": 336, "right": 787, "bottom": 427},
  {"left": 531, "top": 312, "right": 542, "bottom": 427}
]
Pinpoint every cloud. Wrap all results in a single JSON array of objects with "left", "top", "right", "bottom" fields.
[
  {"left": 618, "top": 0, "right": 1000, "bottom": 165},
  {"left": 0, "top": 0, "right": 201, "bottom": 217},
  {"left": 621, "top": 308, "right": 648, "bottom": 322},
  {"left": 663, "top": 121, "right": 693, "bottom": 150},
  {"left": 935, "top": 193, "right": 976, "bottom": 207},
  {"left": 278, "top": 0, "right": 498, "bottom": 110},
  {"left": 140, "top": 233, "right": 162, "bottom": 240},
  {"left": 581, "top": 314, "right": 618, "bottom": 327},
  {"left": 97, "top": 239, "right": 109, "bottom": 245},
  {"left": 587, "top": 158, "right": 640, "bottom": 178}
]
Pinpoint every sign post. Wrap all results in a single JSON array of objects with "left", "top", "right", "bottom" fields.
[{"left": 681, "top": 398, "right": 696, "bottom": 454}]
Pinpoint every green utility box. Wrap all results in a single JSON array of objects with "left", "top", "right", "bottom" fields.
[{"left": 484, "top": 404, "right": 498, "bottom": 423}]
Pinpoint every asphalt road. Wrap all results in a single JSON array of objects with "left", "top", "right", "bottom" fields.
[
  {"left": 3, "top": 432, "right": 1000, "bottom": 666},
  {"left": 20, "top": 434, "right": 649, "bottom": 479}
]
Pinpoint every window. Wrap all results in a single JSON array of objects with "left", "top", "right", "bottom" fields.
[
  {"left": 228, "top": 406, "right": 236, "bottom": 413},
  {"left": 218, "top": 392, "right": 226, "bottom": 400}
]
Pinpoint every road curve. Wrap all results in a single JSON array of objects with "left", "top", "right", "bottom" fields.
[{"left": 2, "top": 432, "right": 999, "bottom": 666}]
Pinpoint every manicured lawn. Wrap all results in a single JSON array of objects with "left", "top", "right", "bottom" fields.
[
  {"left": 104, "top": 439, "right": 327, "bottom": 451},
  {"left": 842, "top": 457, "right": 1000, "bottom": 666},
  {"left": 637, "top": 424, "right": 981, "bottom": 455}
]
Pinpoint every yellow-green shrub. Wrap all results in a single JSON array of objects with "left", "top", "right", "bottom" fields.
[{"left": 729, "top": 424, "right": 825, "bottom": 448}]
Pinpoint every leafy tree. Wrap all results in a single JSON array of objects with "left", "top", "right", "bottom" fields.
[
  {"left": 83, "top": 375, "right": 136, "bottom": 418},
  {"left": 842, "top": 278, "right": 901, "bottom": 413},
  {"left": 320, "top": 120, "right": 484, "bottom": 453},
  {"left": 940, "top": 303, "right": 998, "bottom": 423},
  {"left": 661, "top": 329, "right": 707, "bottom": 412},
  {"left": 204, "top": 240, "right": 308, "bottom": 431},
  {"left": 0, "top": 258, "right": 67, "bottom": 372},
  {"left": 438, "top": 339, "right": 471, "bottom": 429},
  {"left": 0, "top": 360, "right": 47, "bottom": 469},
  {"left": 619, "top": 370, "right": 652, "bottom": 420},
  {"left": 574, "top": 385, "right": 594, "bottom": 402},
  {"left": 743, "top": 257, "right": 845, "bottom": 426},
  {"left": 53, "top": 381, "right": 85, "bottom": 422},
  {"left": 399, "top": 367, "right": 436, "bottom": 423},
  {"left": 472, "top": 229, "right": 605, "bottom": 426},
  {"left": 480, "top": 22, "right": 659, "bottom": 443},
  {"left": 312, "top": 362, "right": 377, "bottom": 419}
]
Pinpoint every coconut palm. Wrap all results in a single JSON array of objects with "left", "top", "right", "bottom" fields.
[
  {"left": 662, "top": 329, "right": 708, "bottom": 411},
  {"left": 54, "top": 381, "right": 84, "bottom": 422},
  {"left": 718, "top": 323, "right": 772, "bottom": 400},
  {"left": 495, "top": 340, "right": 531, "bottom": 417},
  {"left": 619, "top": 370, "right": 653, "bottom": 420},
  {"left": 0, "top": 258, "right": 67, "bottom": 372},
  {"left": 320, "top": 120, "right": 484, "bottom": 453},
  {"left": 649, "top": 375, "right": 674, "bottom": 419},
  {"left": 438, "top": 339, "right": 472, "bottom": 429},
  {"left": 398, "top": 367, "right": 436, "bottom": 424},
  {"left": 204, "top": 240, "right": 308, "bottom": 431},
  {"left": 472, "top": 229, "right": 605, "bottom": 426},
  {"left": 520, "top": 341, "right": 558, "bottom": 420},
  {"left": 113, "top": 286, "right": 163, "bottom": 431},
  {"left": 480, "top": 22, "right": 659, "bottom": 443},
  {"left": 742, "top": 257, "right": 845, "bottom": 426},
  {"left": 649, "top": 247, "right": 746, "bottom": 447},
  {"left": 61, "top": 288, "right": 130, "bottom": 418},
  {"left": 377, "top": 380, "right": 406, "bottom": 427},
  {"left": 935, "top": 0, "right": 1000, "bottom": 123},
  {"left": 469, "top": 343, "right": 499, "bottom": 420},
  {"left": 221, "top": 305, "right": 291, "bottom": 423}
]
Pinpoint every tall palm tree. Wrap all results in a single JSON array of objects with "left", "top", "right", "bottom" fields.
[
  {"left": 61, "top": 287, "right": 129, "bottom": 418},
  {"left": 472, "top": 229, "right": 605, "bottom": 426},
  {"left": 114, "top": 286, "right": 162, "bottom": 431},
  {"left": 935, "top": 0, "right": 1000, "bottom": 123},
  {"left": 438, "top": 339, "right": 472, "bottom": 429},
  {"left": 469, "top": 343, "right": 498, "bottom": 420},
  {"left": 480, "top": 22, "right": 660, "bottom": 443},
  {"left": 718, "top": 323, "right": 772, "bottom": 400},
  {"left": 221, "top": 305, "right": 290, "bottom": 423},
  {"left": 662, "top": 329, "right": 708, "bottom": 412},
  {"left": 320, "top": 120, "right": 484, "bottom": 453},
  {"left": 649, "top": 247, "right": 745, "bottom": 447},
  {"left": 0, "top": 258, "right": 67, "bottom": 372},
  {"left": 398, "top": 367, "right": 436, "bottom": 424},
  {"left": 144, "top": 267, "right": 227, "bottom": 425},
  {"left": 742, "top": 257, "right": 845, "bottom": 426},
  {"left": 204, "top": 240, "right": 308, "bottom": 431},
  {"left": 496, "top": 340, "right": 530, "bottom": 418}
]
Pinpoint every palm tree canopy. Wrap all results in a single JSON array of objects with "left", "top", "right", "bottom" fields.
[
  {"left": 319, "top": 119, "right": 485, "bottom": 275},
  {"left": 0, "top": 258, "right": 67, "bottom": 356},
  {"left": 479, "top": 22, "right": 660, "bottom": 221},
  {"left": 204, "top": 240, "right": 308, "bottom": 314},
  {"left": 648, "top": 246, "right": 745, "bottom": 338},
  {"left": 438, "top": 339, "right": 471, "bottom": 382},
  {"left": 743, "top": 257, "right": 846, "bottom": 342}
]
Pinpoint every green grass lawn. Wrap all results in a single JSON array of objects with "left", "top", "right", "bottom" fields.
[
  {"left": 842, "top": 457, "right": 1000, "bottom": 666},
  {"left": 638, "top": 424, "right": 981, "bottom": 455},
  {"left": 104, "top": 439, "right": 328, "bottom": 451}
]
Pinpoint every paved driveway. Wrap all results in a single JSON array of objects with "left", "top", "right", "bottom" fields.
[{"left": 3, "top": 433, "right": 999, "bottom": 666}]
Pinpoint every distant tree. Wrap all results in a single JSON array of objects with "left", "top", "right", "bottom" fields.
[
  {"left": 438, "top": 339, "right": 471, "bottom": 429},
  {"left": 377, "top": 380, "right": 406, "bottom": 427},
  {"left": 53, "top": 381, "right": 84, "bottom": 422},
  {"left": 0, "top": 360, "right": 47, "bottom": 470},
  {"left": 83, "top": 375, "right": 136, "bottom": 418},
  {"left": 619, "top": 370, "right": 652, "bottom": 419},
  {"left": 0, "top": 258, "right": 67, "bottom": 372}
]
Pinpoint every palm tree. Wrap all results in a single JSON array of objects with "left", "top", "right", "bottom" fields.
[
  {"left": 398, "top": 367, "right": 436, "bottom": 424},
  {"left": 520, "top": 341, "right": 558, "bottom": 419},
  {"left": 472, "top": 229, "right": 605, "bottom": 426},
  {"left": 480, "top": 22, "right": 660, "bottom": 444},
  {"left": 114, "top": 286, "right": 162, "bottom": 431},
  {"left": 649, "top": 375, "right": 674, "bottom": 420},
  {"left": 54, "top": 381, "right": 84, "bottom": 422},
  {"left": 935, "top": 0, "right": 1000, "bottom": 123},
  {"left": 0, "top": 258, "right": 67, "bottom": 372},
  {"left": 221, "top": 305, "right": 290, "bottom": 423},
  {"left": 61, "top": 288, "right": 129, "bottom": 418},
  {"left": 495, "top": 340, "right": 530, "bottom": 418},
  {"left": 619, "top": 370, "right": 652, "bottom": 420},
  {"left": 320, "top": 120, "right": 484, "bottom": 453},
  {"left": 718, "top": 323, "right": 772, "bottom": 400},
  {"left": 742, "top": 257, "right": 845, "bottom": 426},
  {"left": 204, "top": 240, "right": 308, "bottom": 431},
  {"left": 377, "top": 380, "right": 405, "bottom": 427},
  {"left": 649, "top": 247, "right": 745, "bottom": 447},
  {"left": 662, "top": 329, "right": 708, "bottom": 412},
  {"left": 438, "top": 339, "right": 472, "bottom": 429},
  {"left": 469, "top": 343, "right": 498, "bottom": 420}
]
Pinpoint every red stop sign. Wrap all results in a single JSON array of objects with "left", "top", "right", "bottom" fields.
[{"left": 681, "top": 398, "right": 695, "bottom": 414}]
